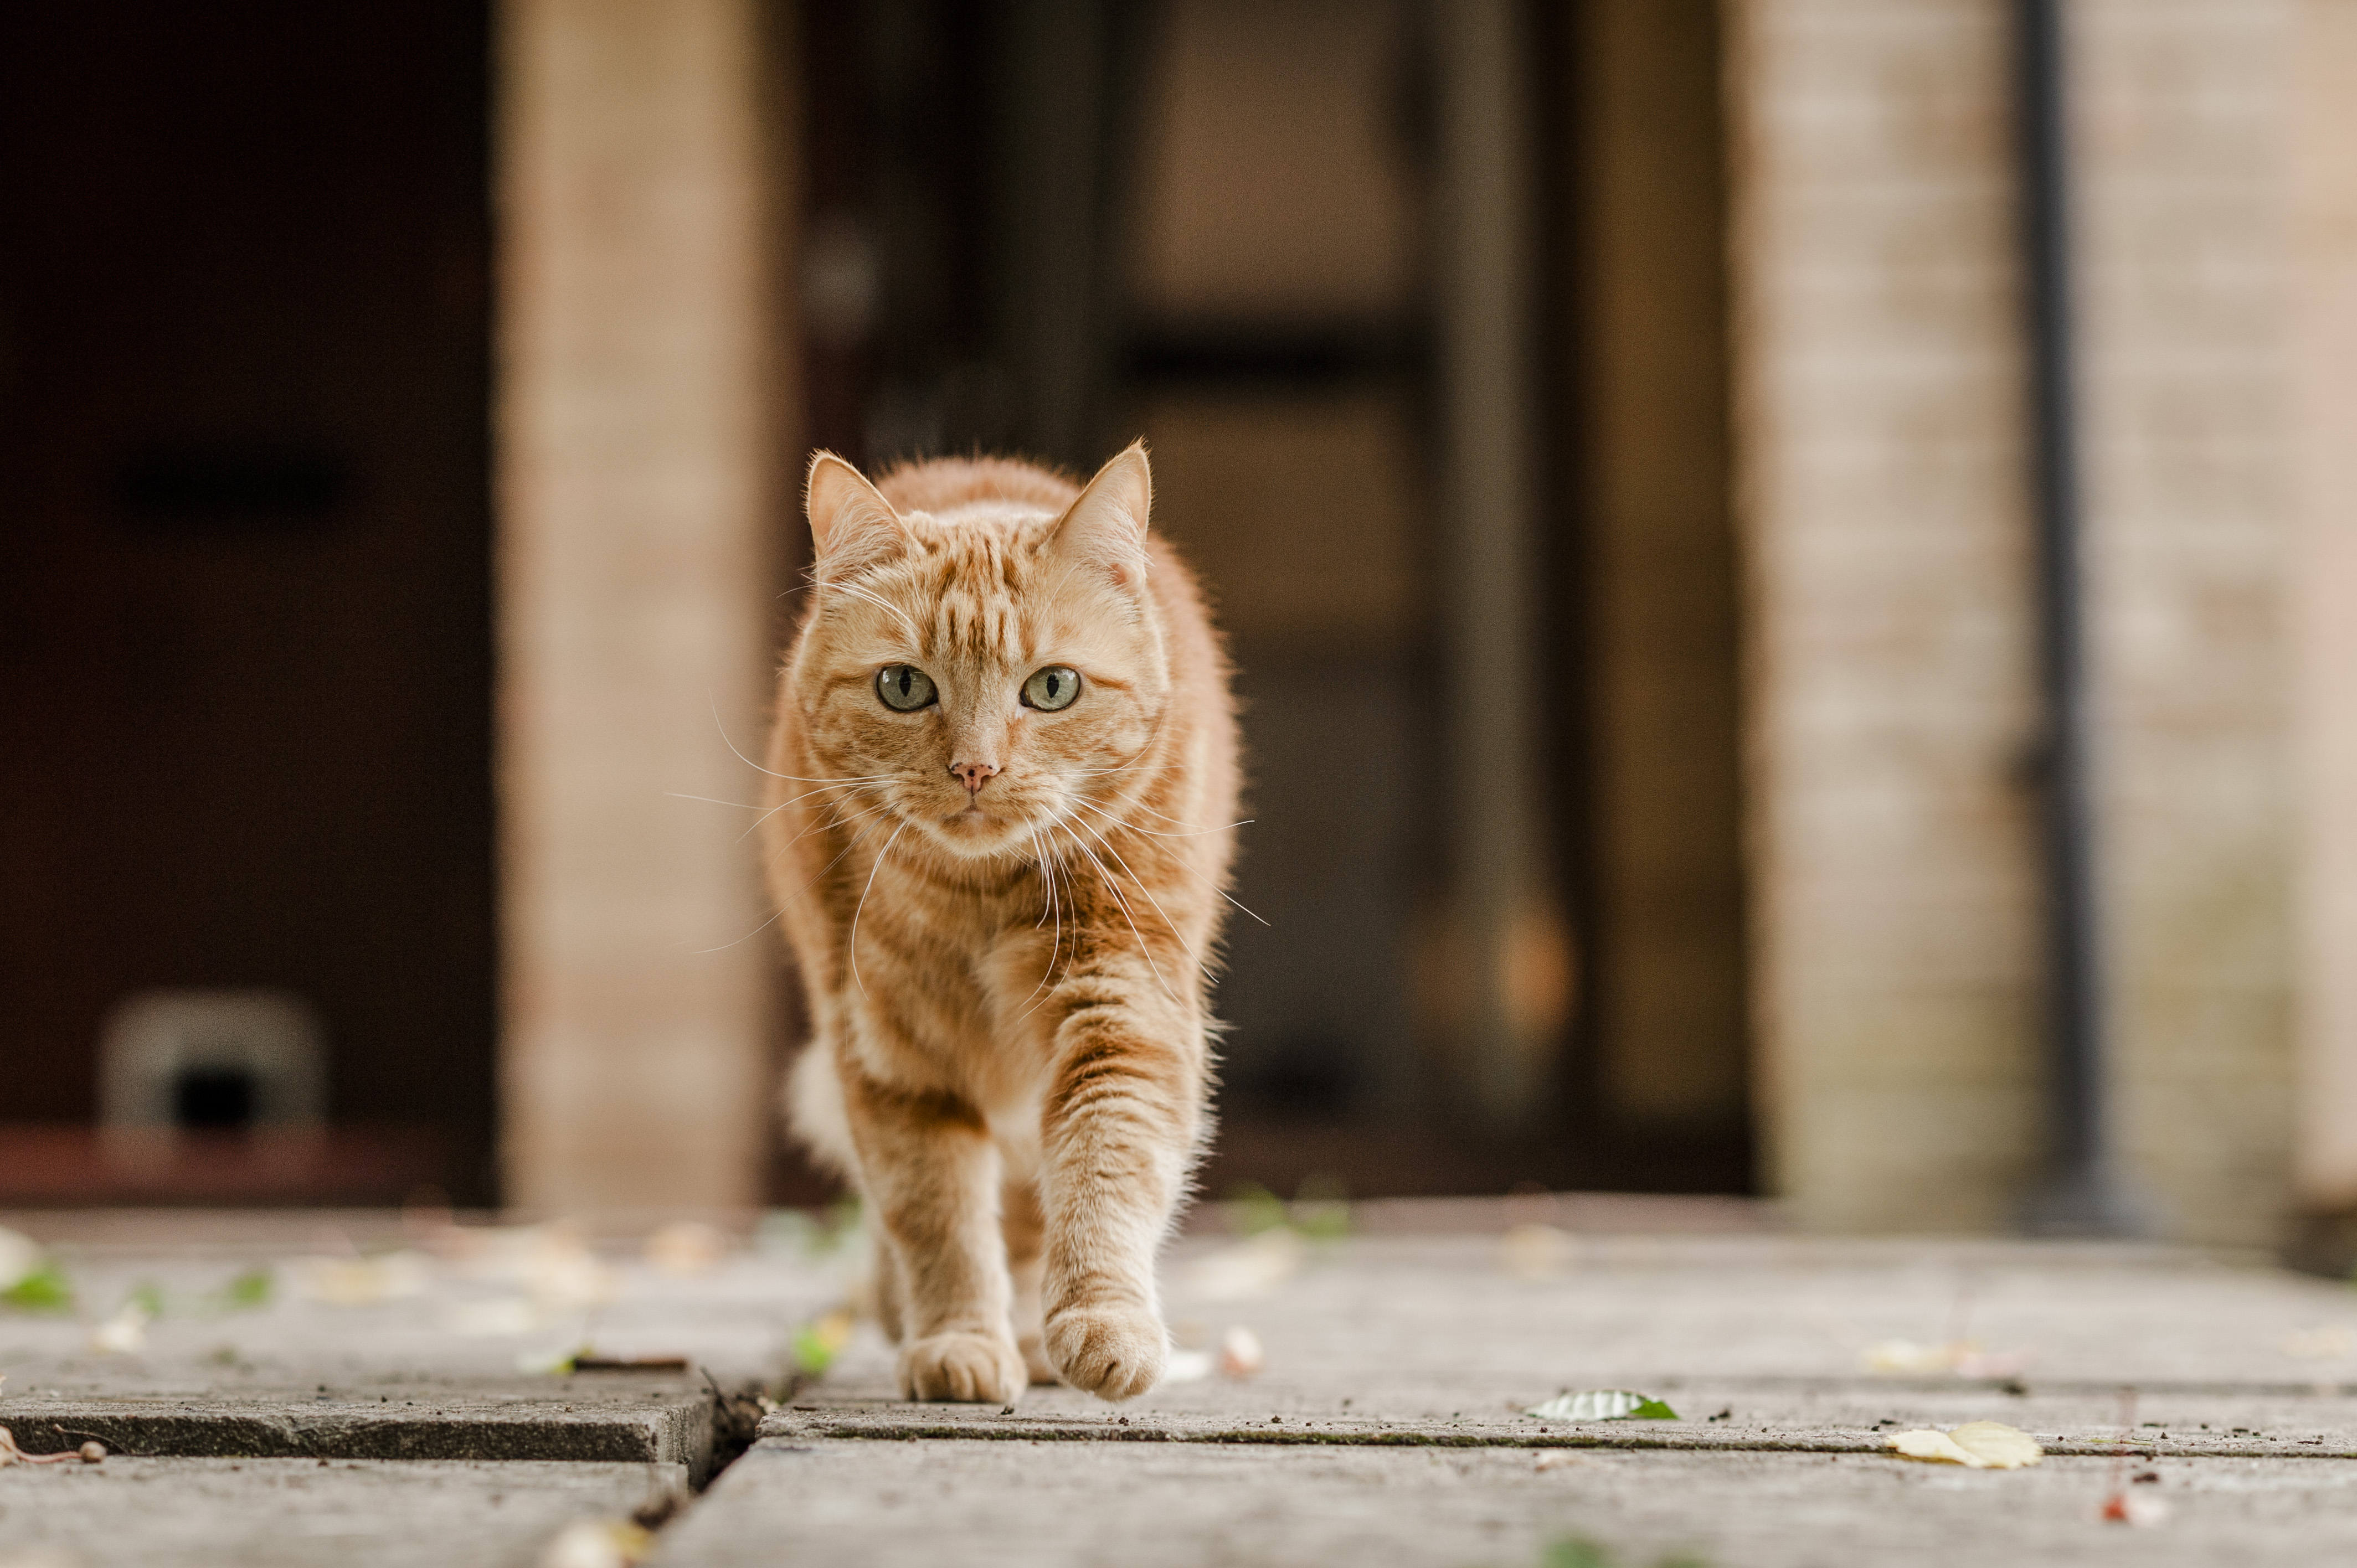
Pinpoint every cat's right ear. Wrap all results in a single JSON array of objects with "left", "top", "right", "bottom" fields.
[{"left": 806, "top": 452, "right": 905, "bottom": 581}]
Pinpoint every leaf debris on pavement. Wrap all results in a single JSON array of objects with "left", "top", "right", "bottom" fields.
[
  {"left": 1886, "top": 1420, "right": 2044, "bottom": 1468},
  {"left": 0, "top": 1227, "right": 74, "bottom": 1313},
  {"left": 792, "top": 1306, "right": 857, "bottom": 1376},
  {"left": 1526, "top": 1390, "right": 1679, "bottom": 1423}
]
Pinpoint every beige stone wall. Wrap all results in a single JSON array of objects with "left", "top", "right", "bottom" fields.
[
  {"left": 1725, "top": 0, "right": 2046, "bottom": 1231},
  {"left": 496, "top": 0, "right": 788, "bottom": 1211},
  {"left": 1730, "top": 0, "right": 2354, "bottom": 1244},
  {"left": 2289, "top": 0, "right": 2357, "bottom": 1215},
  {"left": 2076, "top": 0, "right": 2302, "bottom": 1244}
]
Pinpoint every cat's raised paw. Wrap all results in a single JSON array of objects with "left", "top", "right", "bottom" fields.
[
  {"left": 1044, "top": 1304, "right": 1166, "bottom": 1401},
  {"left": 898, "top": 1331, "right": 1027, "bottom": 1404}
]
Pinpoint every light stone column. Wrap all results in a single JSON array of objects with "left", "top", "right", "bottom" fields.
[
  {"left": 2075, "top": 0, "right": 2301, "bottom": 1245},
  {"left": 496, "top": 0, "right": 789, "bottom": 1211},
  {"left": 1724, "top": 0, "right": 2045, "bottom": 1231},
  {"left": 2287, "top": 0, "right": 2357, "bottom": 1218}
]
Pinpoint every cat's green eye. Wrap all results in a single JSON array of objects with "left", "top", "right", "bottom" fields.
[
  {"left": 1021, "top": 666, "right": 1082, "bottom": 711},
  {"left": 876, "top": 664, "right": 938, "bottom": 712}
]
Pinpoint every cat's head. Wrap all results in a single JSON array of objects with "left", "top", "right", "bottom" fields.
[{"left": 786, "top": 443, "right": 1170, "bottom": 864}]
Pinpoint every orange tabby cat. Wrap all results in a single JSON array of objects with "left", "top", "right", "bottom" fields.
[{"left": 762, "top": 443, "right": 1239, "bottom": 1404}]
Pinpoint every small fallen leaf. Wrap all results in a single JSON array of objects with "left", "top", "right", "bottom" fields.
[
  {"left": 1862, "top": 1338, "right": 2032, "bottom": 1379},
  {"left": 539, "top": 1518, "right": 653, "bottom": 1568},
  {"left": 290, "top": 1251, "right": 432, "bottom": 1306},
  {"left": 2280, "top": 1324, "right": 2355, "bottom": 1360},
  {"left": 1526, "top": 1390, "right": 1679, "bottom": 1423},
  {"left": 644, "top": 1220, "right": 732, "bottom": 1277},
  {"left": 792, "top": 1307, "right": 857, "bottom": 1375},
  {"left": 1500, "top": 1223, "right": 1574, "bottom": 1281},
  {"left": 88, "top": 1302, "right": 151, "bottom": 1356},
  {"left": 1886, "top": 1420, "right": 2043, "bottom": 1469},
  {"left": 0, "top": 1231, "right": 73, "bottom": 1314},
  {"left": 1160, "top": 1349, "right": 1214, "bottom": 1385},
  {"left": 1182, "top": 1229, "right": 1305, "bottom": 1303},
  {"left": 2102, "top": 1491, "right": 2170, "bottom": 1526},
  {"left": 1218, "top": 1325, "right": 1265, "bottom": 1378},
  {"left": 517, "top": 1343, "right": 590, "bottom": 1376},
  {"left": 444, "top": 1297, "right": 543, "bottom": 1337},
  {"left": 1, "top": 1260, "right": 74, "bottom": 1314},
  {"left": 1533, "top": 1450, "right": 1589, "bottom": 1471},
  {"left": 205, "top": 1267, "right": 274, "bottom": 1314},
  {"left": 0, "top": 1229, "right": 45, "bottom": 1291}
]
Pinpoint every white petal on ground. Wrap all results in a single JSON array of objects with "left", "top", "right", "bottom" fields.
[
  {"left": 538, "top": 1519, "right": 651, "bottom": 1568},
  {"left": 289, "top": 1251, "right": 433, "bottom": 1306},
  {"left": 1181, "top": 1229, "right": 1306, "bottom": 1303},
  {"left": 87, "top": 1303, "right": 150, "bottom": 1356},
  {"left": 1217, "top": 1325, "right": 1265, "bottom": 1377},
  {"left": 441, "top": 1297, "right": 544, "bottom": 1337},
  {"left": 1160, "top": 1349, "right": 1214, "bottom": 1384},
  {"left": 2281, "top": 1324, "right": 2356, "bottom": 1360},
  {"left": 1887, "top": 1421, "right": 2044, "bottom": 1469},
  {"left": 1499, "top": 1223, "right": 1574, "bottom": 1280},
  {"left": 1863, "top": 1338, "right": 1962, "bottom": 1373},
  {"left": 643, "top": 1220, "right": 732, "bottom": 1276}
]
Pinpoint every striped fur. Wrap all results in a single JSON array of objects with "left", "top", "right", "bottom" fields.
[{"left": 763, "top": 443, "right": 1239, "bottom": 1402}]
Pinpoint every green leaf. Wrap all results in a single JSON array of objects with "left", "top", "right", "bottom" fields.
[
  {"left": 1228, "top": 1183, "right": 1290, "bottom": 1237},
  {"left": 1542, "top": 1540, "right": 1614, "bottom": 1568},
  {"left": 1526, "top": 1389, "right": 1680, "bottom": 1423},
  {"left": 213, "top": 1267, "right": 274, "bottom": 1311},
  {"left": 1291, "top": 1174, "right": 1352, "bottom": 1242},
  {"left": 1, "top": 1261, "right": 74, "bottom": 1313}
]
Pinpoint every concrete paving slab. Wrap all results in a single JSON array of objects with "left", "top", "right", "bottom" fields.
[
  {"left": 1, "top": 1378, "right": 715, "bottom": 1473},
  {"left": 0, "top": 1457, "right": 683, "bottom": 1568},
  {"left": 14, "top": 1206, "right": 2357, "bottom": 1564},
  {"left": 647, "top": 1438, "right": 2357, "bottom": 1568}
]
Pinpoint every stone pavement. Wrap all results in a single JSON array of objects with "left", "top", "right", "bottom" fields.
[{"left": 8, "top": 1198, "right": 2357, "bottom": 1566}]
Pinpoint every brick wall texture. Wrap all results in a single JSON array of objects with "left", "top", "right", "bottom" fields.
[
  {"left": 496, "top": 0, "right": 784, "bottom": 1211},
  {"left": 1730, "top": 0, "right": 2356, "bottom": 1242}
]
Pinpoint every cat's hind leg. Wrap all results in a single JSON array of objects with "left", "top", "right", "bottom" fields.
[{"left": 1001, "top": 1175, "right": 1058, "bottom": 1384}]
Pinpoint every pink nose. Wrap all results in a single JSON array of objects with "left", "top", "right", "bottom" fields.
[{"left": 950, "top": 761, "right": 999, "bottom": 795}]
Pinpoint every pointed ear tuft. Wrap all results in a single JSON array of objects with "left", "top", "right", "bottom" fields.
[
  {"left": 806, "top": 451, "right": 905, "bottom": 581},
  {"left": 1046, "top": 441, "right": 1151, "bottom": 587}
]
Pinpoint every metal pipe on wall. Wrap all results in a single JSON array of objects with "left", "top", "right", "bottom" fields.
[{"left": 2015, "top": 0, "right": 2135, "bottom": 1232}]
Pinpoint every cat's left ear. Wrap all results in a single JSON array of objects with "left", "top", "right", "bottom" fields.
[{"left": 1046, "top": 441, "right": 1151, "bottom": 588}]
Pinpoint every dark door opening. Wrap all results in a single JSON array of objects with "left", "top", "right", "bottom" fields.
[{"left": 0, "top": 2, "right": 497, "bottom": 1204}]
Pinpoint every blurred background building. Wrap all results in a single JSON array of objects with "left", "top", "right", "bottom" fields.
[{"left": 2, "top": 0, "right": 2353, "bottom": 1251}]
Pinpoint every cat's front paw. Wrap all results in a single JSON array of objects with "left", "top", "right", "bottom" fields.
[
  {"left": 1044, "top": 1303, "right": 1166, "bottom": 1401},
  {"left": 898, "top": 1330, "right": 1027, "bottom": 1404}
]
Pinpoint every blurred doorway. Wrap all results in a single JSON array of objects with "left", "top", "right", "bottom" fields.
[
  {"left": 0, "top": 3, "right": 496, "bottom": 1202},
  {"left": 790, "top": 0, "right": 1752, "bottom": 1199}
]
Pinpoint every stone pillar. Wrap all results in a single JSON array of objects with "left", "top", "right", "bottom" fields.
[
  {"left": 2290, "top": 1, "right": 2357, "bottom": 1221},
  {"left": 1725, "top": 0, "right": 2045, "bottom": 1231},
  {"left": 2075, "top": 0, "right": 2302, "bottom": 1244},
  {"left": 495, "top": 0, "right": 788, "bottom": 1211}
]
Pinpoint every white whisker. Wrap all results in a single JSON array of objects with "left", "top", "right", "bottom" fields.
[
  {"left": 848, "top": 821, "right": 910, "bottom": 999},
  {"left": 1072, "top": 818, "right": 1205, "bottom": 973},
  {"left": 1063, "top": 797, "right": 1268, "bottom": 926},
  {"left": 1057, "top": 823, "right": 1180, "bottom": 1007}
]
